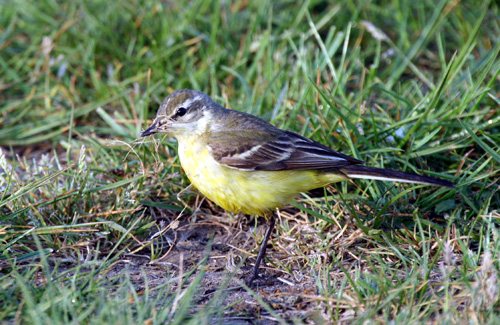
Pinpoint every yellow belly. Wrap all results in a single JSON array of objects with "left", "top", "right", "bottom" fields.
[{"left": 177, "top": 136, "right": 347, "bottom": 216}]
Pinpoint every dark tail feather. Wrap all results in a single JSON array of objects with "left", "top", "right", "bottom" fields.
[{"left": 341, "top": 165, "right": 454, "bottom": 188}]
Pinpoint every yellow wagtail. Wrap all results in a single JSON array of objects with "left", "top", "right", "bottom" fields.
[{"left": 141, "top": 89, "right": 454, "bottom": 284}]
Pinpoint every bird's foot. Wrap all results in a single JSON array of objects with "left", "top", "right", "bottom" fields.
[{"left": 245, "top": 270, "right": 277, "bottom": 287}]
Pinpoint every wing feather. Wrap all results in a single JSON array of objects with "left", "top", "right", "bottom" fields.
[
  {"left": 202, "top": 110, "right": 453, "bottom": 187},
  {"left": 207, "top": 128, "right": 363, "bottom": 171}
]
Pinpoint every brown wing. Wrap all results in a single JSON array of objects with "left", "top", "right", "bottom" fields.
[{"left": 207, "top": 128, "right": 364, "bottom": 171}]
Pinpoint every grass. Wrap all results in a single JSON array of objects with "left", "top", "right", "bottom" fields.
[{"left": 1, "top": 0, "right": 500, "bottom": 323}]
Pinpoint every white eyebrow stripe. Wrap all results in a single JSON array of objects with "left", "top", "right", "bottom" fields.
[{"left": 180, "top": 95, "right": 201, "bottom": 108}]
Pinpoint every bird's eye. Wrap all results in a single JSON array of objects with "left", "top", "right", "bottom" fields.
[{"left": 176, "top": 107, "right": 187, "bottom": 117}]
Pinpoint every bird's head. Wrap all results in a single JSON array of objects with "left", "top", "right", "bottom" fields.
[{"left": 140, "top": 89, "right": 215, "bottom": 138}]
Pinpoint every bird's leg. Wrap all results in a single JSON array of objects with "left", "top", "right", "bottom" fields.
[{"left": 247, "top": 213, "right": 276, "bottom": 285}]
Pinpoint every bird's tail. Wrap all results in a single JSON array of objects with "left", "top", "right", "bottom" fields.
[{"left": 341, "top": 165, "right": 454, "bottom": 188}]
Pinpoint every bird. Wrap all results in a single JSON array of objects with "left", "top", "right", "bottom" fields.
[{"left": 140, "top": 89, "right": 454, "bottom": 284}]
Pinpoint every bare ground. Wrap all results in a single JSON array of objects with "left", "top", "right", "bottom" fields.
[{"left": 100, "top": 209, "right": 366, "bottom": 323}]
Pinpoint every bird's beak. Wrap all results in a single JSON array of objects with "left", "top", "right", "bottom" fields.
[{"left": 140, "top": 119, "right": 160, "bottom": 137}]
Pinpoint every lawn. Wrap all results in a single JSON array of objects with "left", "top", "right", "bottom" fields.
[{"left": 1, "top": 0, "right": 499, "bottom": 323}]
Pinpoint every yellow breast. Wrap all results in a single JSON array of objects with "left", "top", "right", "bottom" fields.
[{"left": 176, "top": 136, "right": 347, "bottom": 216}]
